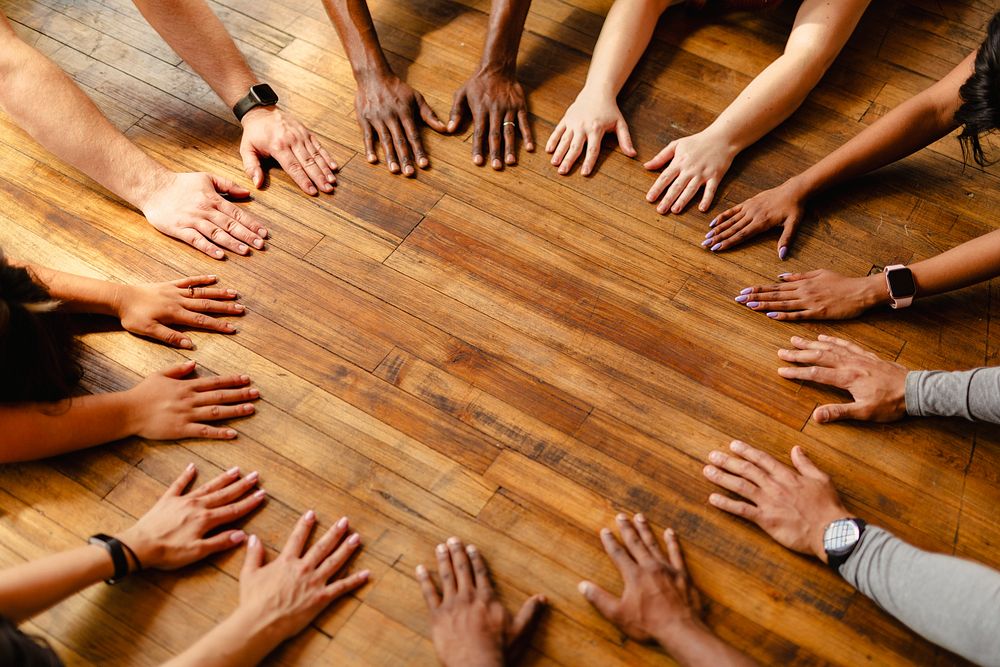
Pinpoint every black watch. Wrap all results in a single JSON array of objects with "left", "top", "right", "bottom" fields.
[
  {"left": 233, "top": 83, "right": 279, "bottom": 122},
  {"left": 88, "top": 533, "right": 131, "bottom": 585},
  {"left": 823, "top": 518, "right": 866, "bottom": 572}
]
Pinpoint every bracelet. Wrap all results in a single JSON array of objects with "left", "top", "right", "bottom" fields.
[
  {"left": 120, "top": 539, "right": 143, "bottom": 574},
  {"left": 88, "top": 534, "right": 130, "bottom": 585}
]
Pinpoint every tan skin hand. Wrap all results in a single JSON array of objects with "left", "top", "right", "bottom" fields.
[
  {"left": 239, "top": 107, "right": 338, "bottom": 195},
  {"left": 125, "top": 361, "right": 259, "bottom": 440},
  {"left": 546, "top": 92, "right": 636, "bottom": 177},
  {"left": 417, "top": 537, "right": 546, "bottom": 667},
  {"left": 579, "top": 514, "right": 703, "bottom": 645},
  {"left": 736, "top": 269, "right": 886, "bottom": 321},
  {"left": 114, "top": 275, "right": 244, "bottom": 349},
  {"left": 356, "top": 73, "right": 447, "bottom": 176},
  {"left": 139, "top": 171, "right": 269, "bottom": 260},
  {"left": 704, "top": 441, "right": 850, "bottom": 562},
  {"left": 704, "top": 181, "right": 807, "bottom": 258},
  {"left": 645, "top": 130, "right": 736, "bottom": 215},
  {"left": 238, "top": 511, "right": 369, "bottom": 639},
  {"left": 117, "top": 463, "right": 266, "bottom": 570},
  {"left": 449, "top": 69, "right": 534, "bottom": 170},
  {"left": 777, "top": 335, "right": 908, "bottom": 423}
]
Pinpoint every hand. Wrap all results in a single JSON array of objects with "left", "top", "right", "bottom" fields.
[
  {"left": 355, "top": 73, "right": 447, "bottom": 176},
  {"left": 546, "top": 90, "right": 636, "bottom": 176},
  {"left": 240, "top": 106, "right": 337, "bottom": 196},
  {"left": 417, "top": 537, "right": 545, "bottom": 667},
  {"left": 645, "top": 130, "right": 736, "bottom": 215},
  {"left": 125, "top": 361, "right": 259, "bottom": 440},
  {"left": 115, "top": 275, "right": 244, "bottom": 349},
  {"left": 449, "top": 69, "right": 534, "bottom": 170},
  {"left": 236, "top": 511, "right": 369, "bottom": 640},
  {"left": 777, "top": 335, "right": 908, "bottom": 423},
  {"left": 117, "top": 463, "right": 265, "bottom": 570},
  {"left": 139, "top": 172, "right": 268, "bottom": 260},
  {"left": 704, "top": 440, "right": 850, "bottom": 562},
  {"left": 703, "top": 180, "right": 808, "bottom": 258},
  {"left": 735, "top": 270, "right": 887, "bottom": 321}
]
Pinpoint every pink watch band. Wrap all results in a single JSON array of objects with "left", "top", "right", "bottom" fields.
[{"left": 884, "top": 264, "right": 914, "bottom": 309}]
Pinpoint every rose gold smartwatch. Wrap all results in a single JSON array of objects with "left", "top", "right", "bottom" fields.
[{"left": 883, "top": 264, "right": 916, "bottom": 309}]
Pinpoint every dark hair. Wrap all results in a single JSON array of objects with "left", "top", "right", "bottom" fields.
[
  {"left": 0, "top": 616, "right": 62, "bottom": 666},
  {"left": 0, "top": 252, "right": 82, "bottom": 404},
  {"left": 955, "top": 11, "right": 1000, "bottom": 166}
]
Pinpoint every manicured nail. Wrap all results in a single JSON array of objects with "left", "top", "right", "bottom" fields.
[
  {"left": 248, "top": 534, "right": 259, "bottom": 547},
  {"left": 710, "top": 217, "right": 719, "bottom": 228},
  {"left": 766, "top": 312, "right": 780, "bottom": 319},
  {"left": 735, "top": 295, "right": 748, "bottom": 303},
  {"left": 746, "top": 301, "right": 760, "bottom": 308},
  {"left": 246, "top": 470, "right": 259, "bottom": 482},
  {"left": 778, "top": 273, "right": 792, "bottom": 278},
  {"left": 308, "top": 186, "right": 318, "bottom": 195},
  {"left": 347, "top": 533, "right": 361, "bottom": 546},
  {"left": 740, "top": 287, "right": 753, "bottom": 295},
  {"left": 578, "top": 581, "right": 591, "bottom": 596},
  {"left": 230, "top": 530, "right": 246, "bottom": 543},
  {"left": 730, "top": 440, "right": 745, "bottom": 452},
  {"left": 227, "top": 466, "right": 240, "bottom": 476},
  {"left": 328, "top": 173, "right": 337, "bottom": 182},
  {"left": 778, "top": 246, "right": 788, "bottom": 260},
  {"left": 705, "top": 230, "right": 715, "bottom": 239},
  {"left": 701, "top": 239, "right": 712, "bottom": 248},
  {"left": 304, "top": 509, "right": 315, "bottom": 521},
  {"left": 336, "top": 516, "right": 348, "bottom": 529},
  {"left": 180, "top": 339, "right": 193, "bottom": 349},
  {"left": 710, "top": 243, "right": 722, "bottom": 252}
]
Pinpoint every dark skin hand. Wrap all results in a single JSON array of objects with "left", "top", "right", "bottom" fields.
[
  {"left": 448, "top": 0, "right": 535, "bottom": 169},
  {"left": 322, "top": 0, "right": 447, "bottom": 176},
  {"left": 417, "top": 537, "right": 545, "bottom": 667}
]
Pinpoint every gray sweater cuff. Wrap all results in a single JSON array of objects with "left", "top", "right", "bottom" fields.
[{"left": 905, "top": 368, "right": 1000, "bottom": 424}]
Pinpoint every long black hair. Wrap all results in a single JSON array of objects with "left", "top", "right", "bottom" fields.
[
  {"left": 0, "top": 616, "right": 62, "bottom": 666},
  {"left": 956, "top": 11, "right": 1000, "bottom": 166},
  {"left": 0, "top": 252, "right": 81, "bottom": 404}
]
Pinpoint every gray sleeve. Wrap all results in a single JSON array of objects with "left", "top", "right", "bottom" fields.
[
  {"left": 839, "top": 526, "right": 1000, "bottom": 666},
  {"left": 905, "top": 368, "right": 1000, "bottom": 424}
]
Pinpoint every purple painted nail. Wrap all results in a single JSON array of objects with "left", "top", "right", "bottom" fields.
[
  {"left": 701, "top": 239, "right": 712, "bottom": 247},
  {"left": 766, "top": 312, "right": 780, "bottom": 318},
  {"left": 740, "top": 287, "right": 753, "bottom": 295},
  {"left": 735, "top": 294, "right": 749, "bottom": 303},
  {"left": 710, "top": 242, "right": 722, "bottom": 252},
  {"left": 778, "top": 273, "right": 792, "bottom": 278},
  {"left": 778, "top": 246, "right": 788, "bottom": 260},
  {"left": 710, "top": 217, "right": 719, "bottom": 228},
  {"left": 746, "top": 301, "right": 760, "bottom": 308},
  {"left": 705, "top": 229, "right": 715, "bottom": 239}
]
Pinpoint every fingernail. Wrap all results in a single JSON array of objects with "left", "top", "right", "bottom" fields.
[
  {"left": 746, "top": 301, "right": 760, "bottom": 308},
  {"left": 600, "top": 528, "right": 611, "bottom": 537},
  {"left": 304, "top": 509, "right": 315, "bottom": 521},
  {"left": 735, "top": 294, "right": 748, "bottom": 303},
  {"left": 778, "top": 246, "right": 788, "bottom": 260},
  {"left": 246, "top": 470, "right": 259, "bottom": 482},
  {"left": 710, "top": 217, "right": 719, "bottom": 228},
  {"left": 227, "top": 466, "right": 240, "bottom": 476},
  {"left": 249, "top": 388, "right": 259, "bottom": 398},
  {"left": 778, "top": 273, "right": 792, "bottom": 278},
  {"left": 358, "top": 569, "right": 370, "bottom": 580},
  {"left": 226, "top": 323, "right": 237, "bottom": 331},
  {"left": 180, "top": 339, "right": 193, "bottom": 349},
  {"left": 492, "top": 159, "right": 502, "bottom": 169},
  {"left": 710, "top": 243, "right": 722, "bottom": 252},
  {"left": 308, "top": 186, "right": 318, "bottom": 194},
  {"left": 253, "top": 239, "right": 263, "bottom": 249},
  {"left": 709, "top": 451, "right": 724, "bottom": 463},
  {"left": 701, "top": 239, "right": 712, "bottom": 248},
  {"left": 258, "top": 228, "right": 268, "bottom": 238},
  {"left": 666, "top": 528, "right": 675, "bottom": 537},
  {"left": 348, "top": 533, "right": 361, "bottom": 546},
  {"left": 740, "top": 287, "right": 753, "bottom": 295},
  {"left": 209, "top": 275, "right": 218, "bottom": 280},
  {"left": 447, "top": 536, "right": 460, "bottom": 547},
  {"left": 436, "top": 544, "right": 447, "bottom": 554},
  {"left": 186, "top": 462, "right": 195, "bottom": 472},
  {"left": 336, "top": 516, "right": 348, "bottom": 529},
  {"left": 240, "top": 375, "right": 251, "bottom": 382},
  {"left": 635, "top": 513, "right": 646, "bottom": 522},
  {"left": 767, "top": 312, "right": 780, "bottom": 319},
  {"left": 730, "top": 440, "right": 745, "bottom": 451},
  {"left": 328, "top": 174, "right": 337, "bottom": 182},
  {"left": 238, "top": 244, "right": 248, "bottom": 253},
  {"left": 226, "top": 288, "right": 237, "bottom": 296},
  {"left": 248, "top": 534, "right": 259, "bottom": 547},
  {"left": 466, "top": 544, "right": 477, "bottom": 554},
  {"left": 242, "top": 404, "right": 254, "bottom": 413},
  {"left": 705, "top": 230, "right": 715, "bottom": 239},
  {"left": 214, "top": 251, "right": 224, "bottom": 259},
  {"left": 577, "top": 581, "right": 591, "bottom": 596},
  {"left": 416, "top": 564, "right": 427, "bottom": 576},
  {"left": 254, "top": 489, "right": 267, "bottom": 499},
  {"left": 226, "top": 429, "right": 237, "bottom": 438},
  {"left": 234, "top": 303, "right": 245, "bottom": 312},
  {"left": 230, "top": 530, "right": 246, "bottom": 543}
]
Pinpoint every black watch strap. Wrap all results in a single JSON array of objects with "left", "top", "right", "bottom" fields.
[
  {"left": 233, "top": 83, "right": 279, "bottom": 122},
  {"left": 88, "top": 533, "right": 130, "bottom": 585},
  {"left": 826, "top": 518, "right": 867, "bottom": 572}
]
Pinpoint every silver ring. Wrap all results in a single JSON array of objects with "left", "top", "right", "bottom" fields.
[{"left": 502, "top": 121, "right": 516, "bottom": 127}]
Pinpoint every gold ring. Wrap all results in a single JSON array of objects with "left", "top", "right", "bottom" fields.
[{"left": 502, "top": 121, "right": 516, "bottom": 127}]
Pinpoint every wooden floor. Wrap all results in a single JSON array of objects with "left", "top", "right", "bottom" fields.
[{"left": 1, "top": 0, "right": 997, "bottom": 664}]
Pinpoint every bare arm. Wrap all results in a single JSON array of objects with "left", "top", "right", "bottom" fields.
[{"left": 0, "top": 547, "right": 115, "bottom": 622}]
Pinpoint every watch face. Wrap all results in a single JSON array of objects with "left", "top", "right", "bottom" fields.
[
  {"left": 823, "top": 519, "right": 861, "bottom": 555},
  {"left": 886, "top": 267, "right": 916, "bottom": 297},
  {"left": 250, "top": 83, "right": 278, "bottom": 106}
]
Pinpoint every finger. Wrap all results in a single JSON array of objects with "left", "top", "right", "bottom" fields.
[
  {"left": 416, "top": 92, "right": 448, "bottom": 134},
  {"left": 699, "top": 179, "right": 719, "bottom": 213},
  {"left": 646, "top": 165, "right": 681, "bottom": 203},
  {"left": 435, "top": 542, "right": 457, "bottom": 599},
  {"left": 581, "top": 131, "right": 602, "bottom": 176},
  {"left": 518, "top": 109, "right": 534, "bottom": 152},
  {"left": 446, "top": 536, "right": 474, "bottom": 597},
  {"left": 195, "top": 529, "right": 248, "bottom": 559},
  {"left": 178, "top": 227, "right": 225, "bottom": 260},
  {"left": 788, "top": 336, "right": 837, "bottom": 352},
  {"left": 633, "top": 514, "right": 667, "bottom": 564},
  {"left": 240, "top": 144, "right": 264, "bottom": 189},
  {"left": 193, "top": 464, "right": 243, "bottom": 496},
  {"left": 710, "top": 205, "right": 743, "bottom": 234},
  {"left": 545, "top": 121, "right": 566, "bottom": 154},
  {"left": 615, "top": 119, "right": 636, "bottom": 157},
  {"left": 275, "top": 147, "right": 319, "bottom": 196},
  {"left": 373, "top": 121, "right": 399, "bottom": 174},
  {"left": 181, "top": 423, "right": 239, "bottom": 439},
  {"left": 488, "top": 110, "right": 502, "bottom": 170},
  {"left": 416, "top": 563, "right": 441, "bottom": 610},
  {"left": 702, "top": 464, "right": 759, "bottom": 502},
  {"left": 615, "top": 513, "right": 654, "bottom": 566},
  {"left": 728, "top": 440, "right": 791, "bottom": 481},
  {"left": 401, "top": 115, "right": 429, "bottom": 169},
  {"left": 312, "top": 134, "right": 339, "bottom": 174},
  {"left": 197, "top": 214, "right": 248, "bottom": 255},
  {"left": 662, "top": 527, "right": 688, "bottom": 577},
  {"left": 160, "top": 360, "right": 197, "bottom": 380},
  {"left": 209, "top": 174, "right": 251, "bottom": 200},
  {"left": 166, "top": 462, "right": 198, "bottom": 496},
  {"left": 180, "top": 286, "right": 237, "bottom": 301},
  {"left": 447, "top": 89, "right": 467, "bottom": 134},
  {"left": 508, "top": 594, "right": 546, "bottom": 654},
  {"left": 172, "top": 309, "right": 237, "bottom": 335},
  {"left": 776, "top": 347, "right": 841, "bottom": 368},
  {"left": 190, "top": 403, "right": 256, "bottom": 423},
  {"left": 241, "top": 533, "right": 265, "bottom": 575},
  {"left": 817, "top": 334, "right": 877, "bottom": 358},
  {"left": 217, "top": 199, "right": 268, "bottom": 239},
  {"left": 471, "top": 109, "right": 487, "bottom": 167},
  {"left": 204, "top": 488, "right": 267, "bottom": 527},
  {"left": 578, "top": 580, "right": 620, "bottom": 622},
  {"left": 775, "top": 365, "right": 843, "bottom": 388},
  {"left": 172, "top": 275, "right": 219, "bottom": 289},
  {"left": 360, "top": 118, "right": 377, "bottom": 163},
  {"left": 670, "top": 177, "right": 703, "bottom": 214},
  {"left": 316, "top": 530, "right": 362, "bottom": 581},
  {"left": 600, "top": 526, "right": 636, "bottom": 576},
  {"left": 559, "top": 132, "right": 585, "bottom": 175},
  {"left": 200, "top": 470, "right": 260, "bottom": 507},
  {"left": 707, "top": 493, "right": 760, "bottom": 521},
  {"left": 644, "top": 141, "right": 676, "bottom": 170},
  {"left": 465, "top": 544, "right": 494, "bottom": 597},
  {"left": 657, "top": 174, "right": 693, "bottom": 215},
  {"left": 180, "top": 297, "right": 244, "bottom": 316},
  {"left": 386, "top": 117, "right": 414, "bottom": 176},
  {"left": 191, "top": 373, "right": 252, "bottom": 392},
  {"left": 142, "top": 322, "right": 193, "bottom": 349},
  {"left": 503, "top": 111, "right": 517, "bottom": 165},
  {"left": 813, "top": 402, "right": 867, "bottom": 423},
  {"left": 707, "top": 449, "right": 769, "bottom": 487},
  {"left": 777, "top": 212, "right": 802, "bottom": 261},
  {"left": 705, "top": 211, "right": 749, "bottom": 246},
  {"left": 291, "top": 140, "right": 330, "bottom": 194},
  {"left": 762, "top": 309, "right": 814, "bottom": 321},
  {"left": 551, "top": 128, "right": 574, "bottom": 166},
  {"left": 323, "top": 569, "right": 370, "bottom": 600},
  {"left": 192, "top": 386, "right": 260, "bottom": 407},
  {"left": 281, "top": 510, "right": 317, "bottom": 558},
  {"left": 791, "top": 446, "right": 829, "bottom": 481}
]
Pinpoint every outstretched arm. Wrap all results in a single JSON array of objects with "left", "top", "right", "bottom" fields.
[
  {"left": 547, "top": 0, "right": 676, "bottom": 175},
  {"left": 647, "top": 0, "right": 870, "bottom": 216},
  {"left": 129, "top": 0, "right": 337, "bottom": 195},
  {"left": 708, "top": 50, "right": 975, "bottom": 256}
]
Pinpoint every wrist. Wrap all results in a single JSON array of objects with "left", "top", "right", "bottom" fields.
[
  {"left": 239, "top": 104, "right": 279, "bottom": 127},
  {"left": 653, "top": 614, "right": 708, "bottom": 653},
  {"left": 116, "top": 525, "right": 161, "bottom": 571},
  {"left": 476, "top": 59, "right": 516, "bottom": 79},
  {"left": 699, "top": 124, "right": 741, "bottom": 159},
  {"left": 353, "top": 59, "right": 393, "bottom": 86},
  {"left": 809, "top": 507, "right": 854, "bottom": 564},
  {"left": 578, "top": 82, "right": 616, "bottom": 104},
  {"left": 782, "top": 174, "right": 814, "bottom": 203},
  {"left": 860, "top": 273, "right": 891, "bottom": 310},
  {"left": 132, "top": 168, "right": 176, "bottom": 213}
]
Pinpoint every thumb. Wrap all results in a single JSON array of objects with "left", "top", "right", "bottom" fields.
[
  {"left": 240, "top": 534, "right": 264, "bottom": 578},
  {"left": 776, "top": 213, "right": 801, "bottom": 261},
  {"left": 240, "top": 143, "right": 264, "bottom": 189},
  {"left": 160, "top": 360, "right": 196, "bottom": 380},
  {"left": 813, "top": 402, "right": 866, "bottom": 424},
  {"left": 506, "top": 594, "right": 546, "bottom": 659},
  {"left": 790, "top": 446, "right": 828, "bottom": 481},
  {"left": 210, "top": 173, "right": 251, "bottom": 199},
  {"left": 578, "top": 581, "right": 620, "bottom": 622},
  {"left": 615, "top": 119, "right": 636, "bottom": 157},
  {"left": 417, "top": 93, "right": 447, "bottom": 133},
  {"left": 644, "top": 141, "right": 675, "bottom": 170}
]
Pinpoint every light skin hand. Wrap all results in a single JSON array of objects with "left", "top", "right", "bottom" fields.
[
  {"left": 704, "top": 179, "right": 809, "bottom": 258},
  {"left": 138, "top": 172, "right": 269, "bottom": 260},
  {"left": 777, "top": 335, "right": 908, "bottom": 423},
  {"left": 115, "top": 275, "right": 244, "bottom": 349},
  {"left": 735, "top": 270, "right": 888, "bottom": 321},
  {"left": 240, "top": 107, "right": 337, "bottom": 195},
  {"left": 450, "top": 69, "right": 534, "bottom": 170},
  {"left": 417, "top": 537, "right": 546, "bottom": 667},
  {"left": 117, "top": 463, "right": 266, "bottom": 570},
  {"left": 546, "top": 89, "right": 636, "bottom": 176},
  {"left": 125, "top": 360, "right": 259, "bottom": 440},
  {"left": 356, "top": 73, "right": 447, "bottom": 176},
  {"left": 645, "top": 129, "right": 736, "bottom": 215},
  {"left": 704, "top": 441, "right": 851, "bottom": 563}
]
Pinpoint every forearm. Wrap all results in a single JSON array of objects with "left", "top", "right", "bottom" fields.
[
  {"left": 840, "top": 527, "right": 1000, "bottom": 666},
  {"left": 164, "top": 608, "right": 284, "bottom": 667},
  {"left": 478, "top": 0, "right": 532, "bottom": 75},
  {"left": 909, "top": 227, "right": 1000, "bottom": 297},
  {"left": 130, "top": 0, "right": 256, "bottom": 108},
  {"left": 0, "top": 16, "right": 168, "bottom": 207},
  {"left": 790, "top": 51, "right": 973, "bottom": 199},
  {"left": 581, "top": 0, "right": 676, "bottom": 98},
  {"left": 703, "top": 0, "right": 868, "bottom": 158},
  {"left": 906, "top": 368, "right": 1000, "bottom": 424},
  {"left": 0, "top": 392, "right": 139, "bottom": 462},
  {"left": 656, "top": 619, "right": 758, "bottom": 667},
  {"left": 321, "top": 0, "right": 394, "bottom": 83},
  {"left": 14, "top": 261, "right": 119, "bottom": 316},
  {"left": 0, "top": 546, "right": 113, "bottom": 622}
]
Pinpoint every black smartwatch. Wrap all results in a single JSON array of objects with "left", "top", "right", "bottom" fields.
[
  {"left": 823, "top": 518, "right": 867, "bottom": 572},
  {"left": 88, "top": 533, "right": 131, "bottom": 584},
  {"left": 232, "top": 83, "right": 279, "bottom": 122}
]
